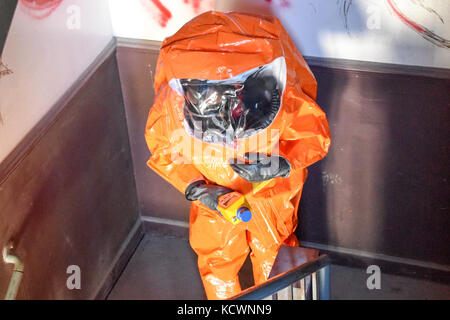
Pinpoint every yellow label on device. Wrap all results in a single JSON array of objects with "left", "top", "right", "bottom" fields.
[{"left": 217, "top": 192, "right": 250, "bottom": 225}]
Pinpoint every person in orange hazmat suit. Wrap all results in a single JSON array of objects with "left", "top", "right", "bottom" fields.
[{"left": 145, "top": 11, "right": 331, "bottom": 300}]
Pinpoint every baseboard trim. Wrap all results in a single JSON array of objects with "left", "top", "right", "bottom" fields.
[
  {"left": 303, "top": 56, "right": 450, "bottom": 79},
  {"left": 113, "top": 37, "right": 450, "bottom": 79},
  {"left": 302, "top": 241, "right": 450, "bottom": 273},
  {"left": 302, "top": 241, "right": 450, "bottom": 284},
  {"left": 141, "top": 215, "right": 189, "bottom": 228},
  {"left": 115, "top": 37, "right": 162, "bottom": 51}
]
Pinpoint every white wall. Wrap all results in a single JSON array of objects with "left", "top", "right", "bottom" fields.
[
  {"left": 109, "top": 0, "right": 449, "bottom": 68},
  {"left": 108, "top": 0, "right": 214, "bottom": 41},
  {"left": 217, "top": 0, "right": 450, "bottom": 68},
  {"left": 0, "top": 0, "right": 113, "bottom": 162}
]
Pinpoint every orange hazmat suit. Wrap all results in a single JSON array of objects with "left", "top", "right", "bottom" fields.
[{"left": 145, "top": 11, "right": 331, "bottom": 299}]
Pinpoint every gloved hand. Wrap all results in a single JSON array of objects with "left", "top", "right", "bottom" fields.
[
  {"left": 185, "top": 180, "right": 233, "bottom": 211},
  {"left": 229, "top": 153, "right": 291, "bottom": 182}
]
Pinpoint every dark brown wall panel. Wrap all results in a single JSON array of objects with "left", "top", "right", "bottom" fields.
[
  {"left": 0, "top": 53, "right": 139, "bottom": 299},
  {"left": 298, "top": 66, "right": 450, "bottom": 266},
  {"left": 116, "top": 46, "right": 190, "bottom": 221},
  {"left": 116, "top": 43, "right": 449, "bottom": 269}
]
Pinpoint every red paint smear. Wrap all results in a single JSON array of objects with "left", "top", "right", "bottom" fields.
[
  {"left": 385, "top": 0, "right": 449, "bottom": 48},
  {"left": 386, "top": 0, "right": 425, "bottom": 33},
  {"left": 144, "top": 0, "right": 172, "bottom": 28},
  {"left": 19, "top": 0, "right": 63, "bottom": 20},
  {"left": 0, "top": 60, "right": 13, "bottom": 78},
  {"left": 280, "top": 0, "right": 290, "bottom": 8},
  {"left": 184, "top": 0, "right": 202, "bottom": 14}
]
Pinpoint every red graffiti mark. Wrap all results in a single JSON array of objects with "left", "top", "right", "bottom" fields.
[
  {"left": 0, "top": 59, "right": 13, "bottom": 78},
  {"left": 386, "top": 0, "right": 449, "bottom": 48},
  {"left": 280, "top": 0, "right": 290, "bottom": 8},
  {"left": 265, "top": 0, "right": 290, "bottom": 8},
  {"left": 183, "top": 0, "right": 202, "bottom": 14},
  {"left": 387, "top": 0, "right": 423, "bottom": 33},
  {"left": 141, "top": 0, "right": 172, "bottom": 28},
  {"left": 150, "top": 0, "right": 172, "bottom": 26},
  {"left": 19, "top": 0, "right": 63, "bottom": 20}
]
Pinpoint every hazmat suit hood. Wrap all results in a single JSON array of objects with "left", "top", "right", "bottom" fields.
[{"left": 153, "top": 11, "right": 319, "bottom": 149}]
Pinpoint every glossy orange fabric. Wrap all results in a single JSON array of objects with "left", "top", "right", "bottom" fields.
[{"left": 145, "top": 11, "right": 331, "bottom": 299}]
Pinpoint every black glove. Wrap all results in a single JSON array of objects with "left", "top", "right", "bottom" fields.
[
  {"left": 185, "top": 180, "right": 233, "bottom": 211},
  {"left": 229, "top": 153, "right": 291, "bottom": 182}
]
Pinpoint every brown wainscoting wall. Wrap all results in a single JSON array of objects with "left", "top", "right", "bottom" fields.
[
  {"left": 115, "top": 38, "right": 450, "bottom": 278},
  {"left": 116, "top": 41, "right": 191, "bottom": 222},
  {"left": 298, "top": 62, "right": 450, "bottom": 268},
  {"left": 0, "top": 46, "right": 141, "bottom": 299}
]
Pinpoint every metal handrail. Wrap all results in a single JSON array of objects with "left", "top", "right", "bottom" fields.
[
  {"left": 232, "top": 254, "right": 331, "bottom": 300},
  {"left": 2, "top": 243, "right": 24, "bottom": 300}
]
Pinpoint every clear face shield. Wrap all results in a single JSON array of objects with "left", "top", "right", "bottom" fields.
[{"left": 170, "top": 57, "right": 287, "bottom": 144}]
